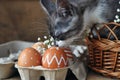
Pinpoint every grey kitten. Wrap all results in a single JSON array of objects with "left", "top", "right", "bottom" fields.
[
  {"left": 40, "top": 0, "right": 120, "bottom": 80},
  {"left": 40, "top": 0, "right": 120, "bottom": 46}
]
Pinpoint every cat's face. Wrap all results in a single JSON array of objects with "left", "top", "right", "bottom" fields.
[{"left": 40, "top": 0, "right": 89, "bottom": 46}]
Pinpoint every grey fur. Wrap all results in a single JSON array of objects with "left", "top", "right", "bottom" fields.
[
  {"left": 40, "top": 1, "right": 120, "bottom": 80},
  {"left": 40, "top": 0, "right": 120, "bottom": 46}
]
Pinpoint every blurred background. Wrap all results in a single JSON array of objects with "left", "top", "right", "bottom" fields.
[{"left": 0, "top": 0, "right": 49, "bottom": 44}]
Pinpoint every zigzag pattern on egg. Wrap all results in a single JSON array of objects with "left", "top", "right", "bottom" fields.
[
  {"left": 42, "top": 46, "right": 69, "bottom": 69},
  {"left": 42, "top": 53, "right": 68, "bottom": 67}
]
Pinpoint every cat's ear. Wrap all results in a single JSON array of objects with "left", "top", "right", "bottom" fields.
[
  {"left": 40, "top": 0, "right": 56, "bottom": 15},
  {"left": 57, "top": 0, "right": 70, "bottom": 8},
  {"left": 56, "top": 0, "right": 87, "bottom": 8},
  {"left": 68, "top": 0, "right": 78, "bottom": 7},
  {"left": 68, "top": 0, "right": 92, "bottom": 7}
]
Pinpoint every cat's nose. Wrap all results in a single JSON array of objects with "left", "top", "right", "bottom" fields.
[
  {"left": 50, "top": 30, "right": 65, "bottom": 40},
  {"left": 54, "top": 35, "right": 65, "bottom": 41}
]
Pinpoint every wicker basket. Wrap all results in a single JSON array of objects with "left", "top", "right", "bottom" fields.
[{"left": 86, "top": 22, "right": 120, "bottom": 78}]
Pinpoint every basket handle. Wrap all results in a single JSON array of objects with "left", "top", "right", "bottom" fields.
[{"left": 104, "top": 23, "right": 118, "bottom": 41}]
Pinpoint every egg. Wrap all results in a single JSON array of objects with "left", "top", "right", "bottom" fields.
[
  {"left": 32, "top": 42, "right": 47, "bottom": 54},
  {"left": 64, "top": 48, "right": 73, "bottom": 59},
  {"left": 90, "top": 22, "right": 120, "bottom": 40},
  {"left": 63, "top": 48, "right": 74, "bottom": 65},
  {"left": 42, "top": 46, "right": 69, "bottom": 69},
  {"left": 18, "top": 47, "right": 42, "bottom": 67},
  {"left": 32, "top": 42, "right": 47, "bottom": 49}
]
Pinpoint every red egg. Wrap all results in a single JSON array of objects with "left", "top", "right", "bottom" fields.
[
  {"left": 42, "top": 46, "right": 69, "bottom": 69},
  {"left": 64, "top": 48, "right": 74, "bottom": 60},
  {"left": 32, "top": 42, "right": 47, "bottom": 54},
  {"left": 18, "top": 47, "right": 42, "bottom": 67}
]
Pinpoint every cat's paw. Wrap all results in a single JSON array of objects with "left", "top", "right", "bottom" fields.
[{"left": 70, "top": 45, "right": 87, "bottom": 57}]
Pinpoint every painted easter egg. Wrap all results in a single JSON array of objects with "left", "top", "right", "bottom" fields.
[
  {"left": 63, "top": 48, "right": 74, "bottom": 65},
  {"left": 64, "top": 48, "right": 74, "bottom": 60},
  {"left": 32, "top": 42, "right": 47, "bottom": 54},
  {"left": 18, "top": 47, "right": 42, "bottom": 67},
  {"left": 42, "top": 46, "right": 69, "bottom": 69}
]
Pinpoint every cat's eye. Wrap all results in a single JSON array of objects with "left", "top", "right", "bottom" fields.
[
  {"left": 59, "top": 10, "right": 72, "bottom": 18},
  {"left": 62, "top": 10, "right": 71, "bottom": 17}
]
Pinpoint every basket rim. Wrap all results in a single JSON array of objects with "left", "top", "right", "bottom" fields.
[
  {"left": 86, "top": 37, "right": 120, "bottom": 52},
  {"left": 89, "top": 22, "right": 120, "bottom": 41}
]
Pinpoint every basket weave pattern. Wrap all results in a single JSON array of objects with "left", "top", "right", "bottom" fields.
[{"left": 86, "top": 22, "right": 120, "bottom": 78}]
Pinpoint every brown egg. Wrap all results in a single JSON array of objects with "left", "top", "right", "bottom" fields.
[
  {"left": 42, "top": 46, "right": 69, "bottom": 69},
  {"left": 64, "top": 48, "right": 74, "bottom": 59},
  {"left": 64, "top": 48, "right": 74, "bottom": 65},
  {"left": 32, "top": 42, "right": 47, "bottom": 54},
  {"left": 18, "top": 47, "right": 42, "bottom": 67}
]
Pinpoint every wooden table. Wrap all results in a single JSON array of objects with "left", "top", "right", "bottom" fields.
[{"left": 4, "top": 70, "right": 119, "bottom": 80}]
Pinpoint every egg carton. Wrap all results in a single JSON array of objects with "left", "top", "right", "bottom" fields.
[
  {"left": 0, "top": 62, "right": 16, "bottom": 79},
  {"left": 0, "top": 41, "right": 34, "bottom": 79},
  {"left": 15, "top": 64, "right": 69, "bottom": 80},
  {"left": 0, "top": 41, "right": 87, "bottom": 80}
]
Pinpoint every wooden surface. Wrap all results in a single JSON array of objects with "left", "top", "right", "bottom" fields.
[
  {"left": 3, "top": 69, "right": 119, "bottom": 80},
  {"left": 87, "top": 69, "right": 119, "bottom": 80}
]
